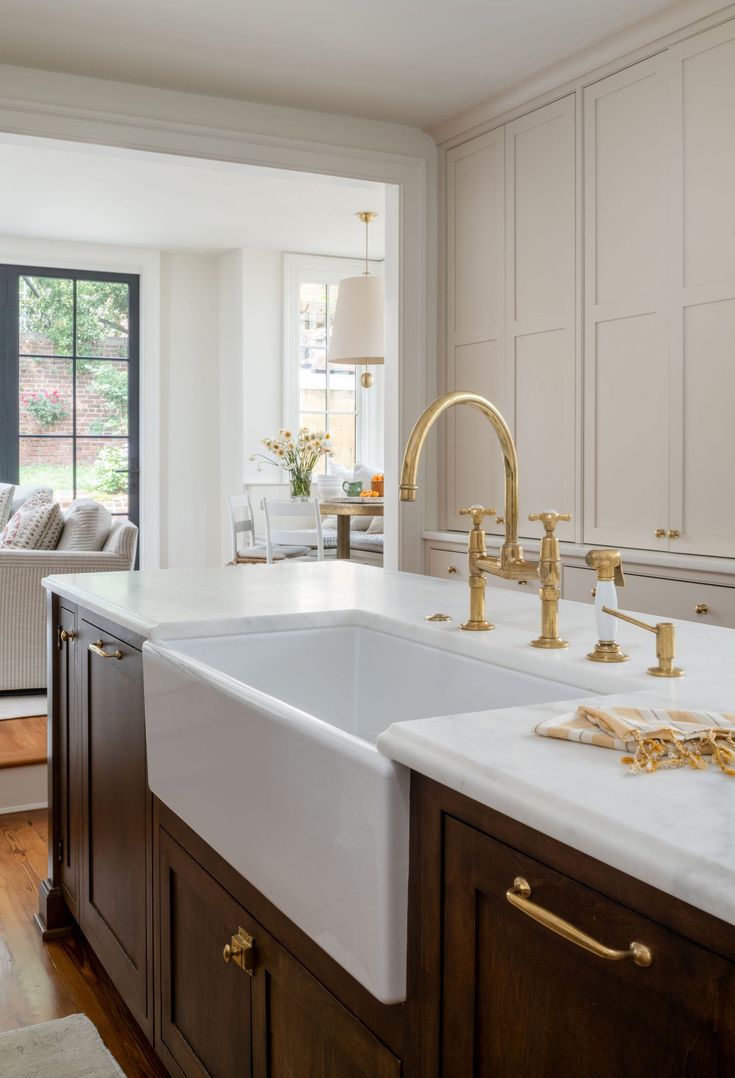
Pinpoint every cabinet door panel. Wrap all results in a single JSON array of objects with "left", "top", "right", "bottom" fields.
[
  {"left": 445, "top": 130, "right": 506, "bottom": 533},
  {"left": 159, "top": 829, "right": 253, "bottom": 1078},
  {"left": 679, "top": 298, "right": 735, "bottom": 555},
  {"left": 584, "top": 57, "right": 670, "bottom": 551},
  {"left": 506, "top": 97, "right": 576, "bottom": 543},
  {"left": 442, "top": 817, "right": 735, "bottom": 1077},
  {"left": 57, "top": 602, "right": 79, "bottom": 918},
  {"left": 254, "top": 932, "right": 400, "bottom": 1078},
  {"left": 80, "top": 619, "right": 151, "bottom": 1037}
]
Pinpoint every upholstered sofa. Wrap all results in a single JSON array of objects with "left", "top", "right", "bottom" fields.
[{"left": 0, "top": 518, "right": 138, "bottom": 692}]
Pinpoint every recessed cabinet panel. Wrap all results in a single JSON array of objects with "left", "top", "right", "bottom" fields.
[
  {"left": 445, "top": 129, "right": 506, "bottom": 535},
  {"left": 511, "top": 102, "right": 574, "bottom": 323},
  {"left": 592, "top": 66, "right": 666, "bottom": 306},
  {"left": 681, "top": 299, "right": 735, "bottom": 556},
  {"left": 591, "top": 314, "right": 670, "bottom": 543},
  {"left": 515, "top": 329, "right": 575, "bottom": 538},
  {"left": 448, "top": 132, "right": 505, "bottom": 345},
  {"left": 681, "top": 31, "right": 735, "bottom": 289},
  {"left": 448, "top": 340, "right": 507, "bottom": 527}
]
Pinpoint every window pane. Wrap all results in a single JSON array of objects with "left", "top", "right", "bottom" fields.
[
  {"left": 328, "top": 413, "right": 356, "bottom": 470},
  {"left": 328, "top": 366, "right": 356, "bottom": 414},
  {"left": 19, "top": 437, "right": 74, "bottom": 510},
  {"left": 76, "top": 280, "right": 129, "bottom": 358},
  {"left": 19, "top": 357, "right": 73, "bottom": 436},
  {"left": 19, "top": 276, "right": 73, "bottom": 356},
  {"left": 76, "top": 360, "right": 128, "bottom": 435},
  {"left": 76, "top": 437, "right": 129, "bottom": 515},
  {"left": 298, "top": 412, "right": 328, "bottom": 435}
]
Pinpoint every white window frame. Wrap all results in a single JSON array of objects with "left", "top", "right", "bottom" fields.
[{"left": 283, "top": 253, "right": 384, "bottom": 472}]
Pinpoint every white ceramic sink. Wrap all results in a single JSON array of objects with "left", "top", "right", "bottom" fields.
[{"left": 142, "top": 611, "right": 587, "bottom": 1002}]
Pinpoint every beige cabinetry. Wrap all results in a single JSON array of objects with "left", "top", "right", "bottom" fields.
[
  {"left": 444, "top": 97, "right": 576, "bottom": 540},
  {"left": 440, "top": 16, "right": 735, "bottom": 595},
  {"left": 584, "top": 21, "right": 735, "bottom": 558}
]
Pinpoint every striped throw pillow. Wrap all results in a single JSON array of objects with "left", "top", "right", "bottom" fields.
[{"left": 57, "top": 499, "right": 112, "bottom": 551}]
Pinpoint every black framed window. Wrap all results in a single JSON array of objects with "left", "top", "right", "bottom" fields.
[{"left": 0, "top": 266, "right": 140, "bottom": 525}]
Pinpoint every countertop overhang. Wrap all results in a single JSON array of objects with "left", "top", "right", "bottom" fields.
[{"left": 44, "top": 562, "right": 735, "bottom": 929}]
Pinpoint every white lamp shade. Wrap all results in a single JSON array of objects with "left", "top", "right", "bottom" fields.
[{"left": 328, "top": 275, "right": 384, "bottom": 365}]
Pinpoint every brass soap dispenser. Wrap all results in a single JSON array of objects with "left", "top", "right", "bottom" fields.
[{"left": 585, "top": 549, "right": 628, "bottom": 663}]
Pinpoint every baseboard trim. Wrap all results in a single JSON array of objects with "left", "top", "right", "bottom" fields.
[
  {"left": 0, "top": 763, "right": 48, "bottom": 814},
  {"left": 0, "top": 800, "right": 47, "bottom": 815}
]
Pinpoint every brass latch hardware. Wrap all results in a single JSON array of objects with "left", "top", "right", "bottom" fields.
[
  {"left": 507, "top": 877, "right": 652, "bottom": 967},
  {"left": 222, "top": 927, "right": 256, "bottom": 975},
  {"left": 57, "top": 626, "right": 76, "bottom": 649},
  {"left": 602, "top": 607, "right": 683, "bottom": 678},
  {"left": 88, "top": 640, "right": 124, "bottom": 661}
]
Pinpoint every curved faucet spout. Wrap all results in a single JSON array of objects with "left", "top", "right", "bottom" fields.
[{"left": 399, "top": 390, "right": 522, "bottom": 553}]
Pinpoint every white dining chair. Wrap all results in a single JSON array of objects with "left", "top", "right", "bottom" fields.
[{"left": 261, "top": 497, "right": 324, "bottom": 564}]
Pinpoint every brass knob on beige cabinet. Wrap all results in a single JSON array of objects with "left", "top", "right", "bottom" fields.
[
  {"left": 655, "top": 529, "right": 666, "bottom": 539},
  {"left": 668, "top": 529, "right": 680, "bottom": 540},
  {"left": 695, "top": 603, "right": 709, "bottom": 616},
  {"left": 495, "top": 515, "right": 505, "bottom": 525},
  {"left": 591, "top": 588, "right": 597, "bottom": 598},
  {"left": 447, "top": 565, "right": 458, "bottom": 575}
]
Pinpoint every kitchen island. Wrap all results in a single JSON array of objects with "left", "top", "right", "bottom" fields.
[{"left": 39, "top": 562, "right": 735, "bottom": 1077}]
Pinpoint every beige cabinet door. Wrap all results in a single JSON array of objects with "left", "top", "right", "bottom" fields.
[
  {"left": 583, "top": 56, "right": 671, "bottom": 552},
  {"left": 505, "top": 96, "right": 576, "bottom": 542},
  {"left": 669, "top": 21, "right": 735, "bottom": 557},
  {"left": 445, "top": 128, "right": 508, "bottom": 532}
]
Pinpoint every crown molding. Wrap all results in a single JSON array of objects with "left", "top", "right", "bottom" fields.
[{"left": 428, "top": 0, "right": 735, "bottom": 145}]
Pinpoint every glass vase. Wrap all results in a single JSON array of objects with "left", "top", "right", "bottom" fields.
[{"left": 289, "top": 471, "right": 312, "bottom": 500}]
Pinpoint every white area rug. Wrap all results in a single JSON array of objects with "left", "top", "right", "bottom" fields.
[
  {"left": 0, "top": 694, "right": 46, "bottom": 721},
  {"left": 0, "top": 1014, "right": 125, "bottom": 1077}
]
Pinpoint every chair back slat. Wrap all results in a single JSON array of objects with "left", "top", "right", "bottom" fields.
[{"left": 261, "top": 496, "right": 324, "bottom": 564}]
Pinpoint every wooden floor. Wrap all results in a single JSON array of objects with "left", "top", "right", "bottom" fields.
[
  {"left": 0, "top": 716, "right": 47, "bottom": 769},
  {"left": 0, "top": 809, "right": 167, "bottom": 1076}
]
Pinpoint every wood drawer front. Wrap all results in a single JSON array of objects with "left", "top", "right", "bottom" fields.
[
  {"left": 426, "top": 546, "right": 534, "bottom": 594},
  {"left": 564, "top": 566, "right": 735, "bottom": 627},
  {"left": 442, "top": 816, "right": 735, "bottom": 1078}
]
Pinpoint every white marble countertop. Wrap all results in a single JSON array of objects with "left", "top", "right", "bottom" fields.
[{"left": 44, "top": 562, "right": 735, "bottom": 927}]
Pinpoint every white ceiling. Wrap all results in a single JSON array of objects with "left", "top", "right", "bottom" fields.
[
  {"left": 0, "top": 135, "right": 386, "bottom": 256},
  {"left": 0, "top": 0, "right": 677, "bottom": 127}
]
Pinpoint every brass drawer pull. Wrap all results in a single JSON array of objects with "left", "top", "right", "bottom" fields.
[
  {"left": 447, "top": 565, "right": 458, "bottom": 575},
  {"left": 506, "top": 878, "right": 652, "bottom": 967},
  {"left": 223, "top": 927, "right": 255, "bottom": 975},
  {"left": 89, "top": 640, "right": 124, "bottom": 661},
  {"left": 695, "top": 603, "right": 708, "bottom": 616}
]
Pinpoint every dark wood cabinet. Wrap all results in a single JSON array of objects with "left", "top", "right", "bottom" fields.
[
  {"left": 78, "top": 614, "right": 153, "bottom": 1040},
  {"left": 157, "top": 824, "right": 401, "bottom": 1078},
  {"left": 41, "top": 593, "right": 735, "bottom": 1078},
  {"left": 441, "top": 816, "right": 735, "bottom": 1078},
  {"left": 56, "top": 600, "right": 80, "bottom": 920}
]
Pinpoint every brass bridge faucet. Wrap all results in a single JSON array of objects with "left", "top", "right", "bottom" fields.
[{"left": 400, "top": 392, "right": 570, "bottom": 643}]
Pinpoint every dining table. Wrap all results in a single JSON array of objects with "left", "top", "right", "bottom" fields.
[{"left": 319, "top": 499, "right": 384, "bottom": 559}]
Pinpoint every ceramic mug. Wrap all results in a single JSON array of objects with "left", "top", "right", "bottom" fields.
[{"left": 342, "top": 480, "right": 363, "bottom": 497}]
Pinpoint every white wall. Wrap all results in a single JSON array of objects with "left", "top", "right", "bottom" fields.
[
  {"left": 159, "top": 251, "right": 221, "bottom": 567},
  {"left": 241, "top": 249, "right": 285, "bottom": 486}
]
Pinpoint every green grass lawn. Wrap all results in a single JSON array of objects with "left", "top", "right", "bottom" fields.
[{"left": 20, "top": 463, "right": 97, "bottom": 492}]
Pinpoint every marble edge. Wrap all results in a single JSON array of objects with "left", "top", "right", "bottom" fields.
[
  {"left": 42, "top": 575, "right": 159, "bottom": 637},
  {"left": 377, "top": 721, "right": 735, "bottom": 927}
]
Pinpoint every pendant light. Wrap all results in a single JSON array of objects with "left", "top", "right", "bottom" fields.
[{"left": 328, "top": 211, "right": 384, "bottom": 389}]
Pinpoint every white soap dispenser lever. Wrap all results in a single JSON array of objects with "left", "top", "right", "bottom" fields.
[{"left": 585, "top": 549, "right": 629, "bottom": 663}]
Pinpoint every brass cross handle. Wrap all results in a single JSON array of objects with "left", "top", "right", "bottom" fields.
[
  {"left": 458, "top": 505, "right": 496, "bottom": 528},
  {"left": 528, "top": 511, "right": 572, "bottom": 535}
]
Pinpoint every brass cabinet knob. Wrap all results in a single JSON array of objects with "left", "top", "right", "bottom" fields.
[
  {"left": 447, "top": 565, "right": 457, "bottom": 575},
  {"left": 495, "top": 515, "right": 505, "bottom": 525},
  {"left": 222, "top": 928, "right": 255, "bottom": 975},
  {"left": 59, "top": 628, "right": 76, "bottom": 643},
  {"left": 668, "top": 529, "right": 680, "bottom": 540},
  {"left": 655, "top": 529, "right": 666, "bottom": 539},
  {"left": 695, "top": 603, "right": 709, "bottom": 616},
  {"left": 591, "top": 587, "right": 597, "bottom": 598}
]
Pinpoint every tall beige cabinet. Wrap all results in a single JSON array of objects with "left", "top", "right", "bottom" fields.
[
  {"left": 444, "top": 95, "right": 576, "bottom": 542},
  {"left": 436, "top": 14, "right": 735, "bottom": 617},
  {"left": 584, "top": 19, "right": 735, "bottom": 558}
]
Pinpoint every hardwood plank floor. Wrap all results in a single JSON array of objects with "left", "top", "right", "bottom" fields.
[
  {"left": 0, "top": 809, "right": 167, "bottom": 1077},
  {"left": 0, "top": 716, "right": 47, "bottom": 769}
]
